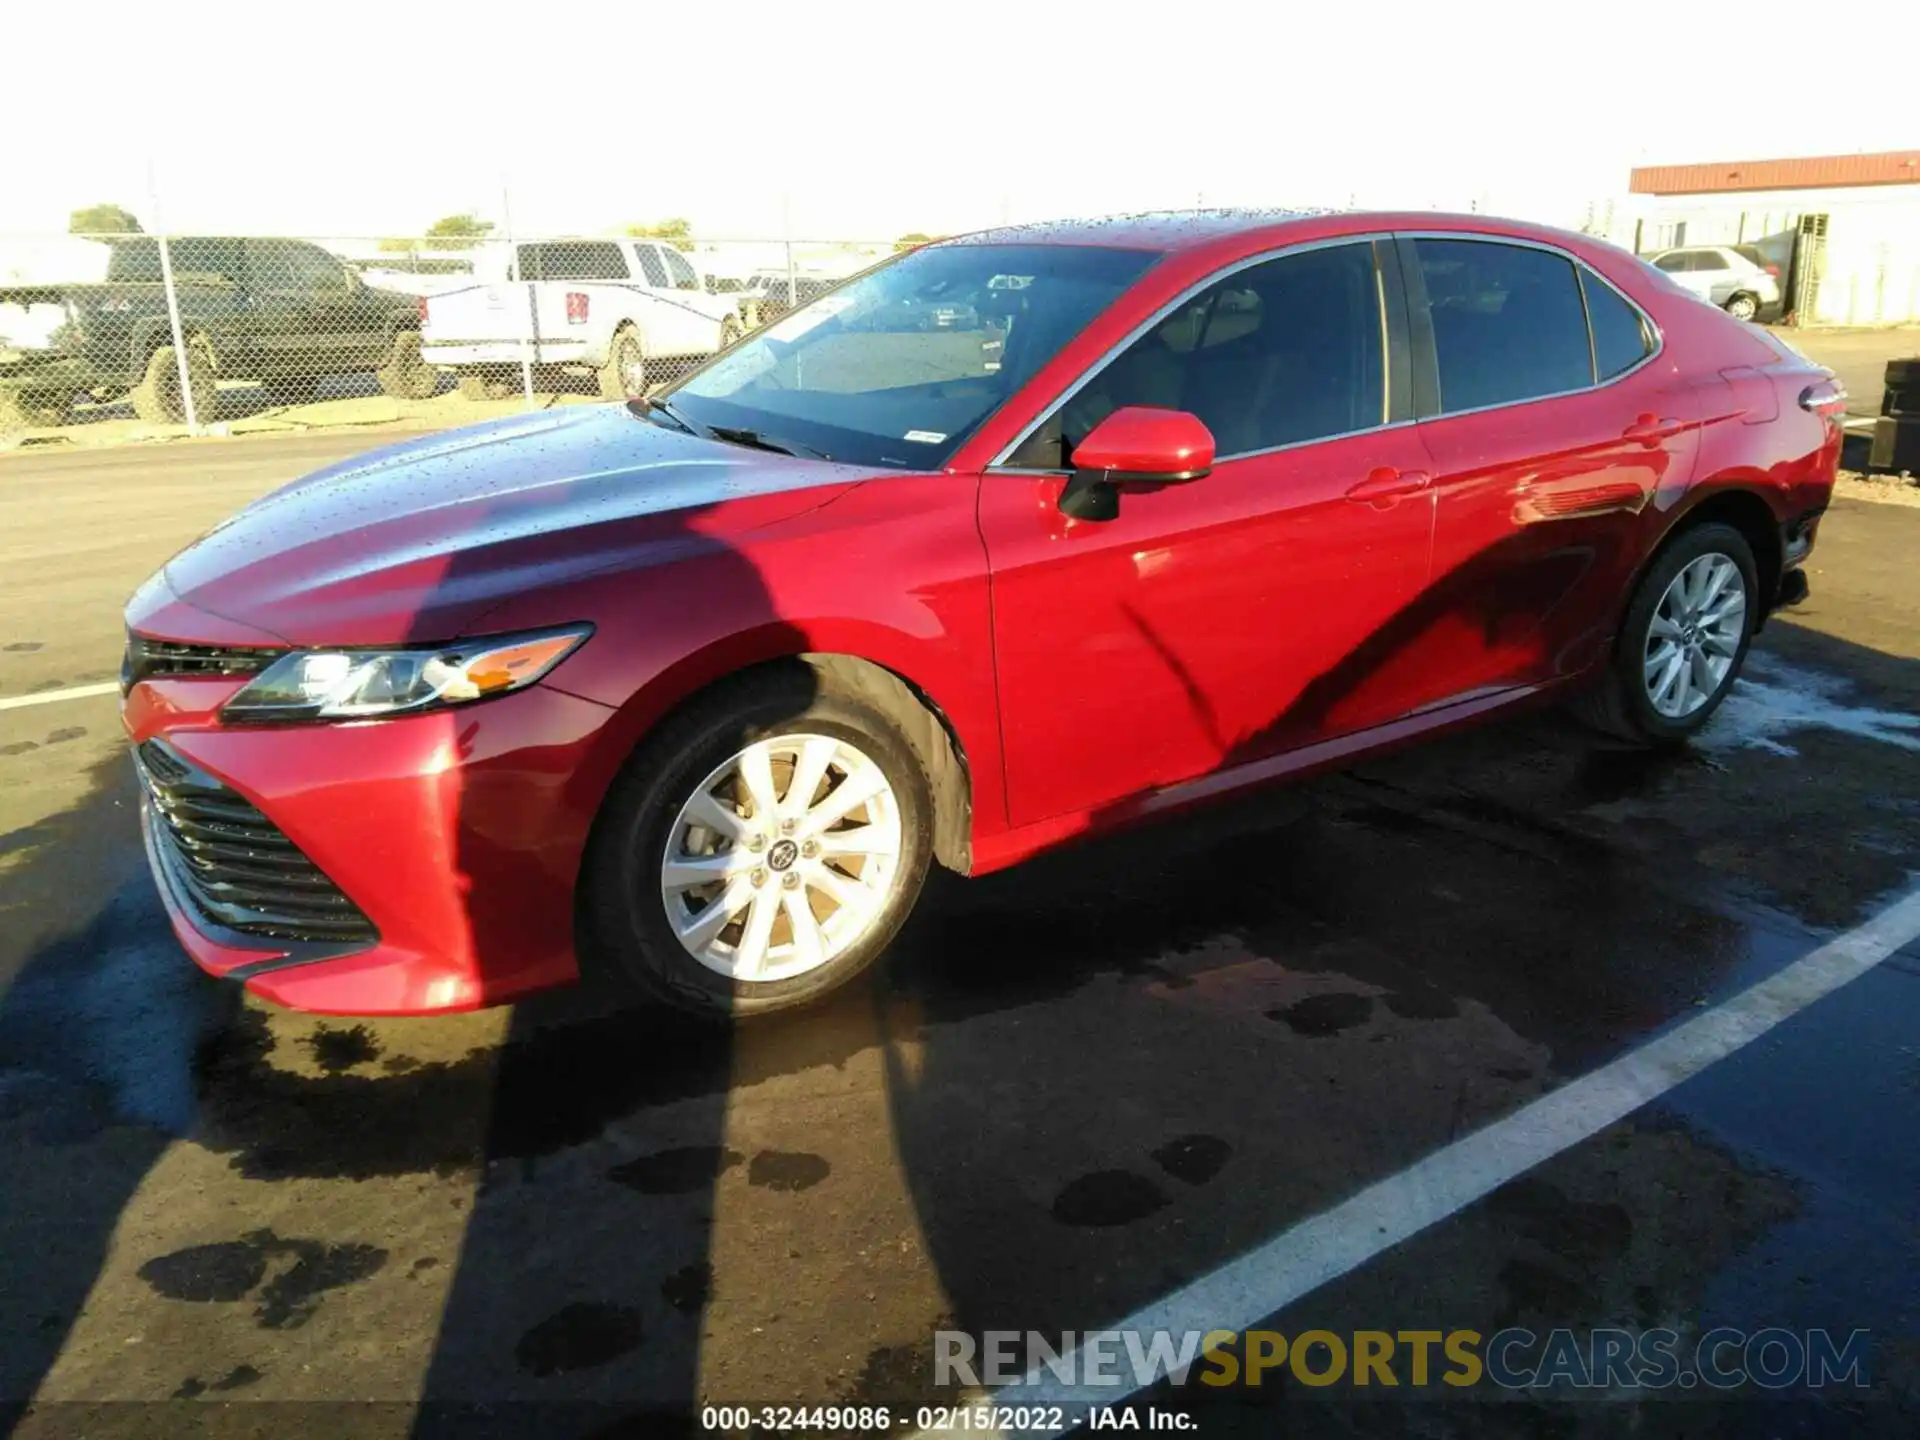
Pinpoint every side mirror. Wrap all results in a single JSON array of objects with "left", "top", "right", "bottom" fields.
[{"left": 1059, "top": 406, "right": 1215, "bottom": 521}]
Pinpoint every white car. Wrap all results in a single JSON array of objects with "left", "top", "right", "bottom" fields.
[
  {"left": 1646, "top": 245, "right": 1782, "bottom": 322},
  {"left": 422, "top": 239, "right": 744, "bottom": 400}
]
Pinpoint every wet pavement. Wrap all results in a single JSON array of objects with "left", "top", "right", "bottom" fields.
[{"left": 1, "top": 438, "right": 1917, "bottom": 1438}]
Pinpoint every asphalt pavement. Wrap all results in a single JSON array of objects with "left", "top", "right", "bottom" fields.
[{"left": 1, "top": 432, "right": 1917, "bottom": 1438}]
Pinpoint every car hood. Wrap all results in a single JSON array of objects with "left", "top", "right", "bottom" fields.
[{"left": 155, "top": 403, "right": 869, "bottom": 646}]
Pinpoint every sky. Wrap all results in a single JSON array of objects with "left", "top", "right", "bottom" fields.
[{"left": 6, "top": 0, "right": 1911, "bottom": 243}]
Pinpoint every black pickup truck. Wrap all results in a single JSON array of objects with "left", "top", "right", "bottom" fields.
[{"left": 0, "top": 236, "right": 436, "bottom": 427}]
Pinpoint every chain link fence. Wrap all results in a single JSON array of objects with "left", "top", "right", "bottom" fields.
[{"left": 0, "top": 230, "right": 895, "bottom": 450}]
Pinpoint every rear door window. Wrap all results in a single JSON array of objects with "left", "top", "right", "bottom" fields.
[
  {"left": 632, "top": 244, "right": 671, "bottom": 288},
  {"left": 1412, "top": 238, "right": 1593, "bottom": 413},
  {"left": 107, "top": 237, "right": 243, "bottom": 284},
  {"left": 284, "top": 242, "right": 351, "bottom": 293},
  {"left": 515, "top": 241, "right": 630, "bottom": 282},
  {"left": 661, "top": 248, "right": 701, "bottom": 291},
  {"left": 1580, "top": 269, "right": 1653, "bottom": 381}
]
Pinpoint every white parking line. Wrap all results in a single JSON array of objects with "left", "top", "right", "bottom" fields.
[
  {"left": 0, "top": 681, "right": 121, "bottom": 712},
  {"left": 918, "top": 883, "right": 1920, "bottom": 1437}
]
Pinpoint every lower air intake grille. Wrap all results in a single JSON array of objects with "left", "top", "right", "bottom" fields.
[{"left": 136, "top": 740, "right": 376, "bottom": 945}]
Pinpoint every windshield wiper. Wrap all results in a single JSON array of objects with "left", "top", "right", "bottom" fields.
[
  {"left": 635, "top": 395, "right": 702, "bottom": 436},
  {"left": 706, "top": 425, "right": 830, "bottom": 461}
]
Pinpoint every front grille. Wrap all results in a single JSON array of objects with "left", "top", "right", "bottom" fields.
[
  {"left": 136, "top": 740, "right": 377, "bottom": 946},
  {"left": 123, "top": 633, "right": 282, "bottom": 693}
]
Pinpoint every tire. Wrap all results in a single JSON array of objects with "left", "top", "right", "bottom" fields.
[
  {"left": 598, "top": 326, "right": 647, "bottom": 400},
  {"left": 375, "top": 330, "right": 439, "bottom": 400},
  {"left": 457, "top": 370, "right": 518, "bottom": 401},
  {"left": 130, "top": 336, "right": 215, "bottom": 425},
  {"left": 582, "top": 664, "right": 934, "bottom": 1020},
  {"left": 1572, "top": 522, "right": 1757, "bottom": 746},
  {"left": 719, "top": 315, "right": 743, "bottom": 350},
  {"left": 1724, "top": 292, "right": 1759, "bottom": 322},
  {"left": 0, "top": 387, "right": 72, "bottom": 429}
]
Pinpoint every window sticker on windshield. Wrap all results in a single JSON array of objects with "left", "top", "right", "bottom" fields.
[
  {"left": 903, "top": 430, "right": 948, "bottom": 444},
  {"left": 764, "top": 294, "right": 854, "bottom": 341}
]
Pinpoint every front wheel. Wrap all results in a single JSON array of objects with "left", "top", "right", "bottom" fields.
[
  {"left": 582, "top": 666, "right": 933, "bottom": 1019},
  {"left": 1572, "top": 521, "right": 1757, "bottom": 746},
  {"left": 1724, "top": 292, "right": 1760, "bottom": 322}
]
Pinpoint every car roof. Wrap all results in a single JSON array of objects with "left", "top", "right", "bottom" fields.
[{"left": 944, "top": 208, "right": 1602, "bottom": 257}]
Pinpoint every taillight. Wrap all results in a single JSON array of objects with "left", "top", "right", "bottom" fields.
[
  {"left": 566, "top": 292, "right": 589, "bottom": 325},
  {"left": 1765, "top": 265, "right": 1780, "bottom": 278}
]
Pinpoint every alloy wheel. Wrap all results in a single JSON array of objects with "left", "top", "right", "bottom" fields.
[
  {"left": 1643, "top": 553, "right": 1746, "bottom": 718},
  {"left": 659, "top": 733, "right": 903, "bottom": 982}
]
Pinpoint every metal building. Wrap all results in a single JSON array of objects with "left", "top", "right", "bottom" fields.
[{"left": 1619, "top": 149, "right": 1920, "bottom": 326}]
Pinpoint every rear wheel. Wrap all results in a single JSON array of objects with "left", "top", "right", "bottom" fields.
[
  {"left": 719, "top": 315, "right": 743, "bottom": 349},
  {"left": 0, "top": 387, "right": 72, "bottom": 429},
  {"left": 1572, "top": 521, "right": 1757, "bottom": 745},
  {"left": 598, "top": 326, "right": 648, "bottom": 399},
  {"left": 376, "top": 330, "right": 439, "bottom": 400},
  {"left": 130, "top": 335, "right": 216, "bottom": 425},
  {"left": 1724, "top": 292, "right": 1760, "bottom": 322},
  {"left": 583, "top": 666, "right": 933, "bottom": 1019}
]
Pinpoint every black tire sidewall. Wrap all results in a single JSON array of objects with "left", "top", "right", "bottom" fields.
[
  {"left": 585, "top": 680, "right": 933, "bottom": 1019},
  {"left": 1613, "top": 522, "right": 1758, "bottom": 742}
]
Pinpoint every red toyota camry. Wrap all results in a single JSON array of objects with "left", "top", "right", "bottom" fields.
[{"left": 121, "top": 210, "right": 1842, "bottom": 1019}]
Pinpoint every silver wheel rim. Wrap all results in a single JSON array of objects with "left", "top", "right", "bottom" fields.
[
  {"left": 1644, "top": 553, "right": 1746, "bottom": 718},
  {"left": 1729, "top": 296, "right": 1756, "bottom": 319},
  {"left": 660, "top": 733, "right": 903, "bottom": 983}
]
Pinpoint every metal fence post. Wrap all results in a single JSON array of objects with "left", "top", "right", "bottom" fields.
[
  {"left": 154, "top": 233, "right": 199, "bottom": 433},
  {"left": 501, "top": 182, "right": 537, "bottom": 409},
  {"left": 782, "top": 193, "right": 798, "bottom": 322}
]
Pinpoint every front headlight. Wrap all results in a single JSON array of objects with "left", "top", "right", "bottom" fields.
[{"left": 221, "top": 625, "right": 590, "bottom": 723}]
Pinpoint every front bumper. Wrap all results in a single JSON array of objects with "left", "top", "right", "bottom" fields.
[{"left": 123, "top": 665, "right": 617, "bottom": 1015}]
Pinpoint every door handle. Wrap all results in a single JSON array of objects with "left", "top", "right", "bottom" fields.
[
  {"left": 1623, "top": 414, "right": 1684, "bottom": 444},
  {"left": 1345, "top": 467, "right": 1432, "bottom": 504}
]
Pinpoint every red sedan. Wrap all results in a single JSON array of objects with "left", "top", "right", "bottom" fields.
[{"left": 121, "top": 210, "right": 1842, "bottom": 1018}]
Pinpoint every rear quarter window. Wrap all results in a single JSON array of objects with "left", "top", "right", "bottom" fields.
[{"left": 1581, "top": 269, "right": 1654, "bottom": 381}]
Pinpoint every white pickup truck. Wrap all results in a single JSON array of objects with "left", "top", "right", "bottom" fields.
[{"left": 421, "top": 239, "right": 745, "bottom": 400}]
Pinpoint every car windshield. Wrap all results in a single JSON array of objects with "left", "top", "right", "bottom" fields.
[{"left": 662, "top": 243, "right": 1161, "bottom": 469}]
